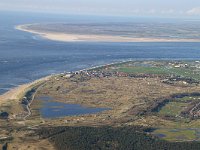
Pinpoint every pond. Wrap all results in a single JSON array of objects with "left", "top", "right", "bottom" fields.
[{"left": 38, "top": 96, "right": 110, "bottom": 118}]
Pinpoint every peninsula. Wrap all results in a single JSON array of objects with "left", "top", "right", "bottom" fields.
[{"left": 15, "top": 22, "right": 200, "bottom": 42}]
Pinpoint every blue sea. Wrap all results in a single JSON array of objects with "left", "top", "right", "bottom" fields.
[{"left": 1, "top": 11, "right": 200, "bottom": 94}]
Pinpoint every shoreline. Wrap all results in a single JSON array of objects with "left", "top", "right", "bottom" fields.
[
  {"left": 1, "top": 59, "right": 200, "bottom": 123},
  {"left": 15, "top": 24, "right": 200, "bottom": 43},
  {"left": 0, "top": 59, "right": 134, "bottom": 113},
  {"left": 0, "top": 76, "right": 51, "bottom": 105},
  {"left": 0, "top": 60, "right": 126, "bottom": 98},
  {"left": 0, "top": 60, "right": 127, "bottom": 120},
  {"left": 0, "top": 59, "right": 198, "bottom": 105}
]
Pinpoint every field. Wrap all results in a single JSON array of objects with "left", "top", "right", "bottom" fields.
[
  {"left": 153, "top": 128, "right": 197, "bottom": 141},
  {"left": 158, "top": 102, "right": 188, "bottom": 117}
]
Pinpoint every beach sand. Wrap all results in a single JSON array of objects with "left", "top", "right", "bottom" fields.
[
  {"left": 15, "top": 24, "right": 200, "bottom": 43},
  {"left": 0, "top": 76, "right": 51, "bottom": 104}
]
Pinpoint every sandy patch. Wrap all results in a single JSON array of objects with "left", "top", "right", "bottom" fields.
[
  {"left": 0, "top": 76, "right": 51, "bottom": 104},
  {"left": 15, "top": 24, "right": 200, "bottom": 43}
]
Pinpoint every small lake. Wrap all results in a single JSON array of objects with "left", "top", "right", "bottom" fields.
[{"left": 38, "top": 96, "right": 110, "bottom": 118}]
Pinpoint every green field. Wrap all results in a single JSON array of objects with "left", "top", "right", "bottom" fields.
[
  {"left": 169, "top": 68, "right": 200, "bottom": 81},
  {"left": 175, "top": 96, "right": 200, "bottom": 102},
  {"left": 117, "top": 66, "right": 170, "bottom": 74},
  {"left": 158, "top": 102, "right": 187, "bottom": 117},
  {"left": 112, "top": 61, "right": 200, "bottom": 82},
  {"left": 153, "top": 128, "right": 197, "bottom": 141}
]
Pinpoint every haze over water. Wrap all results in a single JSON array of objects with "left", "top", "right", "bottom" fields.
[{"left": 1, "top": 11, "right": 200, "bottom": 94}]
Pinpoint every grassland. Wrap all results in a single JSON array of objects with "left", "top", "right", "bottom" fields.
[
  {"left": 118, "top": 66, "right": 170, "bottom": 74},
  {"left": 158, "top": 102, "right": 188, "bottom": 117},
  {"left": 153, "top": 128, "right": 197, "bottom": 141},
  {"left": 176, "top": 96, "right": 200, "bottom": 102}
]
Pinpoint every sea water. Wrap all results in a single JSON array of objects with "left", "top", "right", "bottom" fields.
[{"left": 1, "top": 11, "right": 200, "bottom": 95}]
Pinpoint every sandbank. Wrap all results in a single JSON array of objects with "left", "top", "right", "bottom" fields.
[{"left": 15, "top": 24, "right": 200, "bottom": 43}]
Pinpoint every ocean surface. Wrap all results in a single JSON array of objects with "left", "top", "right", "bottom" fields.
[{"left": 1, "top": 11, "right": 200, "bottom": 94}]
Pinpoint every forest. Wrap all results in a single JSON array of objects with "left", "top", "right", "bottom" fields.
[{"left": 37, "top": 126, "right": 200, "bottom": 150}]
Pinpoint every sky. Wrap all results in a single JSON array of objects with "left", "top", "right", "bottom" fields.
[{"left": 1, "top": 0, "right": 200, "bottom": 18}]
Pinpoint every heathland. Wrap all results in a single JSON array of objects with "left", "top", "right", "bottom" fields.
[{"left": 1, "top": 60, "right": 200, "bottom": 149}]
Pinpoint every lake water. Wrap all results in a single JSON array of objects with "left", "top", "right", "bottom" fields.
[{"left": 38, "top": 96, "right": 109, "bottom": 118}]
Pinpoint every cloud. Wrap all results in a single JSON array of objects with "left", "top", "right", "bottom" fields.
[
  {"left": 161, "top": 9, "right": 175, "bottom": 14},
  {"left": 186, "top": 7, "right": 200, "bottom": 15},
  {"left": 1, "top": 0, "right": 200, "bottom": 18},
  {"left": 148, "top": 9, "right": 156, "bottom": 14}
]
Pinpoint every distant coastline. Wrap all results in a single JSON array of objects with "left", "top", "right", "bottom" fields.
[
  {"left": 15, "top": 24, "right": 79, "bottom": 42},
  {"left": 15, "top": 24, "right": 200, "bottom": 43}
]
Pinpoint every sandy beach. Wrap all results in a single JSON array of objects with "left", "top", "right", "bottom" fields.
[
  {"left": 15, "top": 24, "right": 200, "bottom": 43},
  {"left": 0, "top": 76, "right": 51, "bottom": 105}
]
